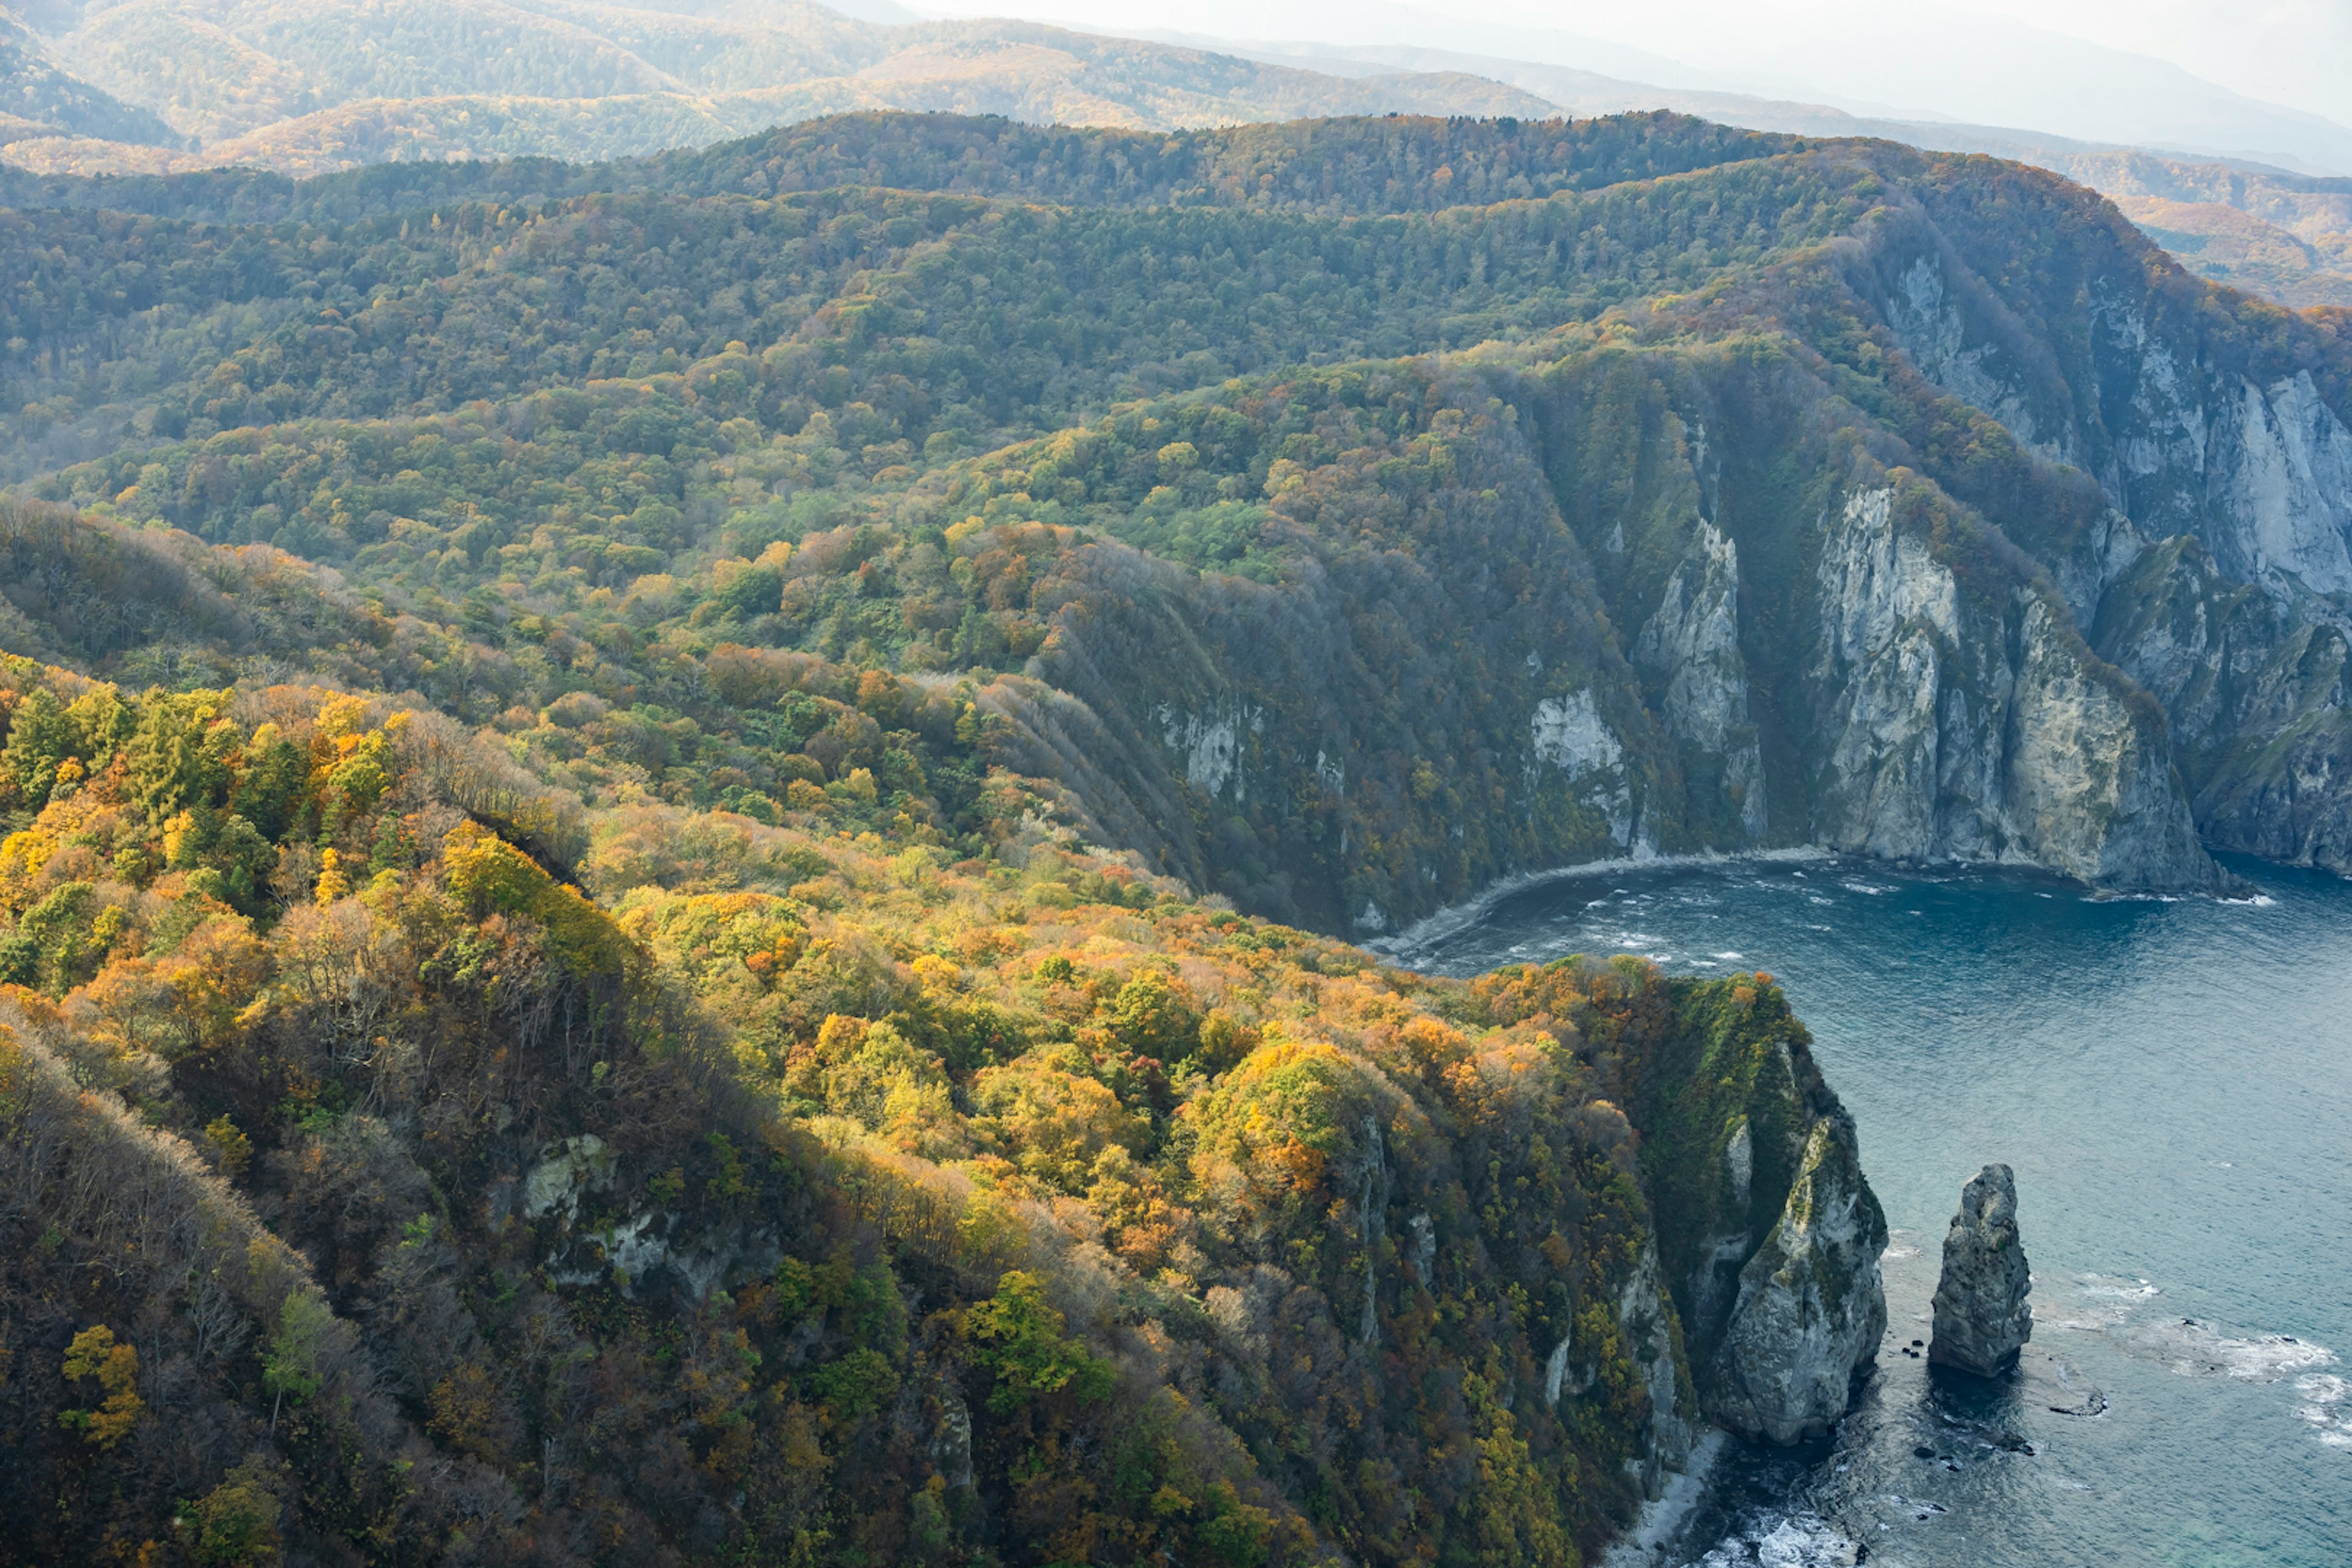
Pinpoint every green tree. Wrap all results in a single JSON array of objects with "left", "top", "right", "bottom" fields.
[
  {"left": 962, "top": 1270, "right": 1114, "bottom": 1413},
  {"left": 262, "top": 1291, "right": 331, "bottom": 1434},
  {"left": 188, "top": 1458, "right": 284, "bottom": 1566},
  {"left": 127, "top": 690, "right": 238, "bottom": 825}
]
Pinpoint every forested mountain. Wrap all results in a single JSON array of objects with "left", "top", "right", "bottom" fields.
[
  {"left": 0, "top": 110, "right": 2348, "bottom": 1567},
  {"left": 0, "top": 0, "right": 1551, "bottom": 176},
  {"left": 1248, "top": 37, "right": 2352, "bottom": 308},
  {"left": 0, "top": 5, "right": 176, "bottom": 145},
  {"left": 0, "top": 0, "right": 2335, "bottom": 314}
]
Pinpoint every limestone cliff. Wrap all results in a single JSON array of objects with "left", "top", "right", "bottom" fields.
[
  {"left": 1709, "top": 1114, "right": 1888, "bottom": 1443},
  {"left": 1626, "top": 976, "right": 1888, "bottom": 1446},
  {"left": 1810, "top": 486, "right": 2214, "bottom": 889},
  {"left": 1855, "top": 214, "right": 2352, "bottom": 878},
  {"left": 1634, "top": 519, "right": 1768, "bottom": 841},
  {"left": 983, "top": 342, "right": 2241, "bottom": 940},
  {"left": 2090, "top": 533, "right": 2352, "bottom": 872}
]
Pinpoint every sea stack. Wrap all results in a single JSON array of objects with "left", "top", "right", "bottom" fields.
[{"left": 1929, "top": 1163, "right": 2032, "bottom": 1376}]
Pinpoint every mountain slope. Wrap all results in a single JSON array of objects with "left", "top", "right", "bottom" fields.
[
  {"left": 0, "top": 519, "right": 1878, "bottom": 1564},
  {"left": 0, "top": 7, "right": 177, "bottom": 145},
  {"left": 1227, "top": 37, "right": 2352, "bottom": 309},
  {"left": 4, "top": 112, "right": 2345, "bottom": 914}
]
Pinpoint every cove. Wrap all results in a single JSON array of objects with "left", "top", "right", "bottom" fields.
[{"left": 1395, "top": 853, "right": 2352, "bottom": 1567}]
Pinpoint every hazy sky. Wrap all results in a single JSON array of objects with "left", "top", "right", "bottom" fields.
[
  {"left": 919, "top": 0, "right": 2352, "bottom": 141},
  {"left": 1955, "top": 0, "right": 2348, "bottom": 125}
]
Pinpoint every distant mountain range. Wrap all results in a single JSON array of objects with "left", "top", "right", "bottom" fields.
[
  {"left": 0, "top": 0, "right": 2345, "bottom": 308},
  {"left": 0, "top": 0, "right": 1550, "bottom": 174}
]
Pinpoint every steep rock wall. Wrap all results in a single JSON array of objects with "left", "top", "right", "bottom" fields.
[
  {"left": 1625, "top": 976, "right": 1887, "bottom": 1446},
  {"left": 1844, "top": 192, "right": 2352, "bottom": 874},
  {"left": 1531, "top": 345, "right": 2222, "bottom": 893},
  {"left": 1811, "top": 486, "right": 2215, "bottom": 889},
  {"left": 2091, "top": 534, "right": 2352, "bottom": 869},
  {"left": 984, "top": 371, "right": 1683, "bottom": 935},
  {"left": 976, "top": 347, "right": 2233, "bottom": 936}
]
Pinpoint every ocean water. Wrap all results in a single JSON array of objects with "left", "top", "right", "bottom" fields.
[{"left": 1388, "top": 853, "right": 2352, "bottom": 1568}]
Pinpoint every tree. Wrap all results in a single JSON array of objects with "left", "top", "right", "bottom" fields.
[
  {"left": 262, "top": 1292, "right": 331, "bottom": 1434},
  {"left": 962, "top": 1270, "right": 1114, "bottom": 1413},
  {"left": 58, "top": 1324, "right": 144, "bottom": 1448},
  {"left": 187, "top": 1458, "right": 284, "bottom": 1567}
]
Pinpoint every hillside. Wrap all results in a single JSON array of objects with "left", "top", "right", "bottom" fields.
[
  {"left": 0, "top": 0, "right": 1553, "bottom": 176},
  {"left": 0, "top": 6, "right": 176, "bottom": 145},
  {"left": 3, "top": 112, "right": 2346, "bottom": 907},
  {"left": 0, "top": 0, "right": 2339, "bottom": 315},
  {"left": 0, "top": 108, "right": 2349, "bottom": 1565},
  {"left": 0, "top": 518, "right": 1882, "bottom": 1565}
]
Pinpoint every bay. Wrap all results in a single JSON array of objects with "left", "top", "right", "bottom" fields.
[{"left": 1390, "top": 853, "right": 2352, "bottom": 1567}]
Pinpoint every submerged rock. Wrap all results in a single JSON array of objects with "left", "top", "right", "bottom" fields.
[
  {"left": 1930, "top": 1164, "right": 2033, "bottom": 1376},
  {"left": 1709, "top": 1113, "right": 1890, "bottom": 1443}
]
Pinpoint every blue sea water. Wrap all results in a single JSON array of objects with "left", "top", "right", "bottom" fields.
[{"left": 1391, "top": 853, "right": 2352, "bottom": 1568}]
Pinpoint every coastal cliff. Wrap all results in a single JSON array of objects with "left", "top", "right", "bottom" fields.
[
  {"left": 1610, "top": 971, "right": 1889, "bottom": 1446},
  {"left": 0, "top": 643, "right": 1860, "bottom": 1565}
]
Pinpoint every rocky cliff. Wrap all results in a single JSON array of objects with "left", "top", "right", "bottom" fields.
[
  {"left": 1709, "top": 1115, "right": 1888, "bottom": 1442},
  {"left": 976, "top": 334, "right": 2236, "bottom": 934},
  {"left": 1855, "top": 190, "right": 2352, "bottom": 880},
  {"left": 1618, "top": 973, "right": 1888, "bottom": 1446}
]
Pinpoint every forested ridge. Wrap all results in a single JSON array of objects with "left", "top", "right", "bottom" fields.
[{"left": 1, "top": 108, "right": 2348, "bottom": 1566}]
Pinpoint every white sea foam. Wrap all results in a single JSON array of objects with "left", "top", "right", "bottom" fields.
[
  {"left": 2295, "top": 1373, "right": 2352, "bottom": 1449},
  {"left": 2118, "top": 1318, "right": 2337, "bottom": 1382},
  {"left": 1365, "top": 846, "right": 1832, "bottom": 959},
  {"left": 1692, "top": 1512, "right": 1863, "bottom": 1567}
]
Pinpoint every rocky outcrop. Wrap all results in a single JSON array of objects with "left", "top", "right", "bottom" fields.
[
  {"left": 1708, "top": 1114, "right": 1889, "bottom": 1444},
  {"left": 1634, "top": 520, "right": 1767, "bottom": 840},
  {"left": 1929, "top": 1164, "right": 2033, "bottom": 1376},
  {"left": 1810, "top": 486, "right": 2221, "bottom": 891},
  {"left": 1616, "top": 1240, "right": 1697, "bottom": 1497},
  {"left": 1858, "top": 241, "right": 2352, "bottom": 880},
  {"left": 2089, "top": 534, "right": 2352, "bottom": 873}
]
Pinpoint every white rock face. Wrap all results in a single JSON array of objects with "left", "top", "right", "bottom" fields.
[
  {"left": 1618, "top": 1240, "right": 1695, "bottom": 1491},
  {"left": 1709, "top": 1117, "right": 1889, "bottom": 1445},
  {"left": 523, "top": 1134, "right": 614, "bottom": 1223},
  {"left": 1810, "top": 488, "right": 2217, "bottom": 890},
  {"left": 2074, "top": 296, "right": 2352, "bottom": 604},
  {"left": 1155, "top": 703, "right": 1259, "bottom": 798},
  {"left": 1812, "top": 488, "right": 1964, "bottom": 859},
  {"left": 1885, "top": 257, "right": 2073, "bottom": 465},
  {"left": 2206, "top": 373, "right": 2352, "bottom": 597},
  {"left": 1544, "top": 1334, "right": 1574, "bottom": 1407},
  {"left": 1723, "top": 1118, "right": 1754, "bottom": 1210},
  {"left": 1902, "top": 277, "right": 2352, "bottom": 604},
  {"left": 1529, "top": 689, "right": 1623, "bottom": 777},
  {"left": 1635, "top": 521, "right": 1767, "bottom": 839},
  {"left": 1531, "top": 688, "right": 1640, "bottom": 847}
]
